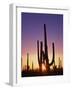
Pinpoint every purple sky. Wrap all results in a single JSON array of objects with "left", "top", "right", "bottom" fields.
[{"left": 21, "top": 12, "right": 63, "bottom": 68}]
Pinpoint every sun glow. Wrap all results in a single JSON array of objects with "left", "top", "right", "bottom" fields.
[
  {"left": 21, "top": 53, "right": 63, "bottom": 71},
  {"left": 42, "top": 64, "right": 46, "bottom": 71}
]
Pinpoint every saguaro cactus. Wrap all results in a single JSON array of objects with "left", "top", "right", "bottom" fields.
[
  {"left": 27, "top": 53, "right": 29, "bottom": 71},
  {"left": 37, "top": 40, "right": 43, "bottom": 71},
  {"left": 37, "top": 24, "right": 55, "bottom": 72}
]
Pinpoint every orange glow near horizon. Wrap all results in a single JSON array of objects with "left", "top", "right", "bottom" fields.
[
  {"left": 42, "top": 64, "right": 46, "bottom": 71},
  {"left": 21, "top": 40, "right": 63, "bottom": 71},
  {"left": 21, "top": 51, "right": 63, "bottom": 71}
]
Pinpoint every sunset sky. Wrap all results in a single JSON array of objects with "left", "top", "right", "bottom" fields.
[{"left": 21, "top": 12, "right": 63, "bottom": 70}]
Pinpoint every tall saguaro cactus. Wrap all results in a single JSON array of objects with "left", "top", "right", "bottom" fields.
[{"left": 37, "top": 24, "right": 55, "bottom": 72}]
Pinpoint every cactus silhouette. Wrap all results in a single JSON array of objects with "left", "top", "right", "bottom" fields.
[
  {"left": 27, "top": 53, "right": 29, "bottom": 71},
  {"left": 37, "top": 24, "right": 55, "bottom": 72}
]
